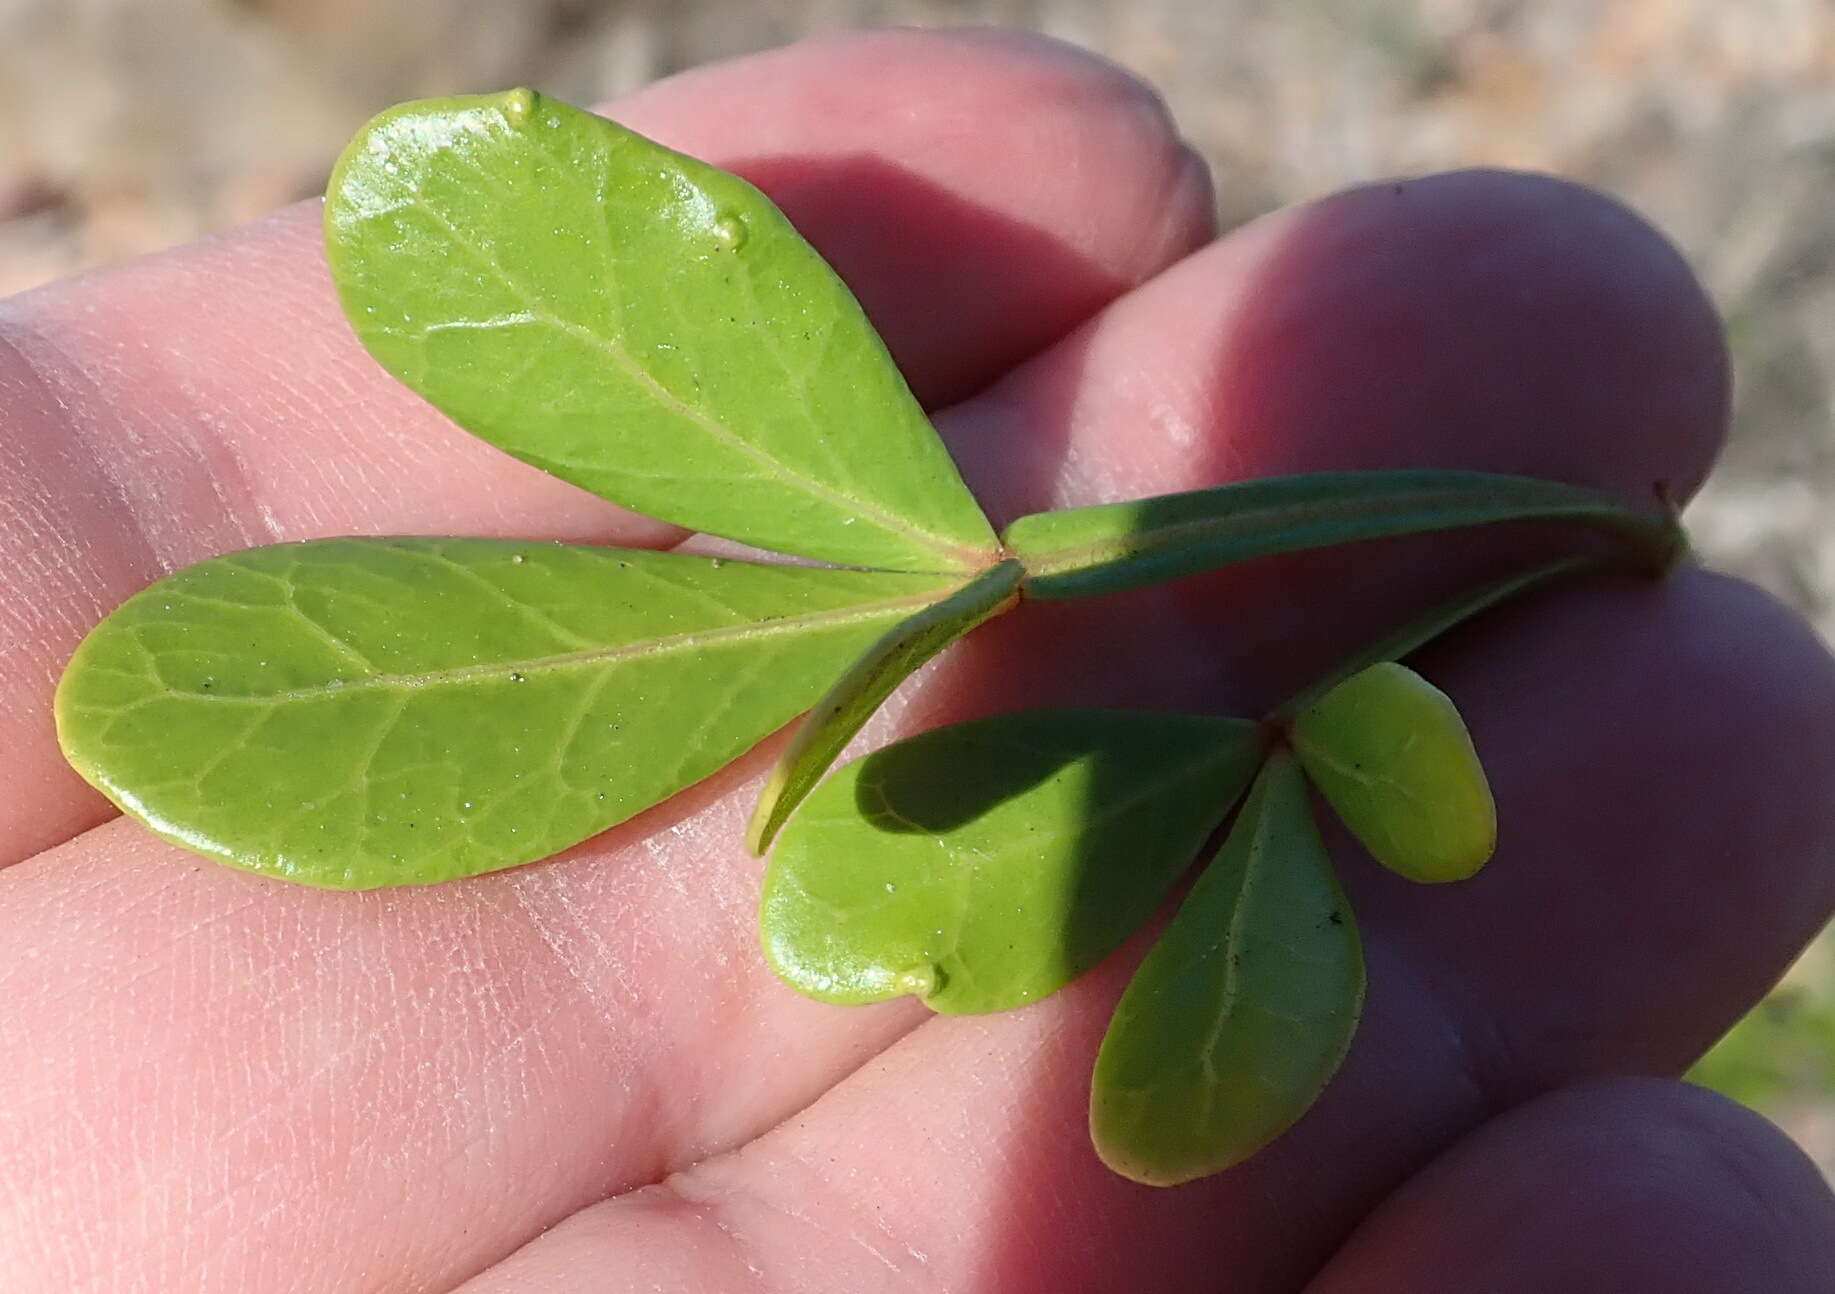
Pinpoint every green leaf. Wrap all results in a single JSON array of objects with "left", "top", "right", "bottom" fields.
[
  {"left": 55, "top": 538, "right": 956, "bottom": 889},
  {"left": 1290, "top": 662, "right": 1495, "bottom": 883},
  {"left": 1090, "top": 751, "right": 1365, "bottom": 1186},
  {"left": 325, "top": 90, "right": 997, "bottom": 573},
  {"left": 747, "top": 559, "right": 1022, "bottom": 856},
  {"left": 759, "top": 709, "right": 1263, "bottom": 1015},
  {"left": 1003, "top": 470, "right": 1684, "bottom": 600}
]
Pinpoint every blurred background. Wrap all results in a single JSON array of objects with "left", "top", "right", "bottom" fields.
[{"left": 3, "top": 0, "right": 1832, "bottom": 1173}]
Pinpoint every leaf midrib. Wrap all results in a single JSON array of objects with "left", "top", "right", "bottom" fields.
[
  {"left": 385, "top": 189, "right": 985, "bottom": 569},
  {"left": 1017, "top": 486, "right": 1621, "bottom": 579},
  {"left": 1196, "top": 766, "right": 1281, "bottom": 1083},
  {"left": 162, "top": 584, "right": 954, "bottom": 706}
]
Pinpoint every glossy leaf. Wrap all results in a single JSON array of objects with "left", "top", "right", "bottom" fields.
[
  {"left": 1290, "top": 662, "right": 1495, "bottom": 883},
  {"left": 1004, "top": 470, "right": 1683, "bottom": 600},
  {"left": 760, "top": 710, "right": 1264, "bottom": 1014},
  {"left": 747, "top": 558, "right": 1022, "bottom": 855},
  {"left": 1090, "top": 751, "right": 1365, "bottom": 1186},
  {"left": 326, "top": 90, "right": 997, "bottom": 573},
  {"left": 56, "top": 538, "right": 956, "bottom": 888}
]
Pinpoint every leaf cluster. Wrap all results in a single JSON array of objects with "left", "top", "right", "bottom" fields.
[{"left": 53, "top": 90, "right": 1685, "bottom": 1185}]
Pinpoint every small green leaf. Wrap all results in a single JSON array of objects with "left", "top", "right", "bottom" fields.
[
  {"left": 326, "top": 90, "right": 997, "bottom": 573},
  {"left": 1091, "top": 751, "right": 1365, "bottom": 1186},
  {"left": 1290, "top": 662, "right": 1495, "bottom": 883},
  {"left": 1004, "top": 470, "right": 1683, "bottom": 600},
  {"left": 747, "top": 558, "right": 1022, "bottom": 856},
  {"left": 760, "top": 710, "right": 1264, "bottom": 1014},
  {"left": 55, "top": 539, "right": 955, "bottom": 888}
]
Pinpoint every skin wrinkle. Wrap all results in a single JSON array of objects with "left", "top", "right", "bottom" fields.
[
  {"left": 506, "top": 878, "right": 625, "bottom": 1050},
  {"left": 0, "top": 323, "right": 158, "bottom": 640},
  {"left": 10, "top": 308, "right": 272, "bottom": 571},
  {"left": 687, "top": 1148, "right": 904, "bottom": 1284}
]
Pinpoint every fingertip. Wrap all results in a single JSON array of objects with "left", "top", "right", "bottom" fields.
[
  {"left": 1375, "top": 564, "right": 1835, "bottom": 1098},
  {"left": 608, "top": 27, "right": 1218, "bottom": 406},
  {"left": 955, "top": 164, "right": 1727, "bottom": 528},
  {"left": 1228, "top": 166, "right": 1729, "bottom": 499},
  {"left": 1308, "top": 1077, "right": 1834, "bottom": 1293}
]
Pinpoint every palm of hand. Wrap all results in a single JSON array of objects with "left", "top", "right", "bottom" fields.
[{"left": 1, "top": 29, "right": 1831, "bottom": 1293}]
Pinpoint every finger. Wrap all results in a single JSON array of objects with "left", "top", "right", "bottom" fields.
[
  {"left": 941, "top": 168, "right": 1732, "bottom": 732},
  {"left": 932, "top": 168, "right": 1828, "bottom": 1099},
  {"left": 0, "top": 166, "right": 1745, "bottom": 1291},
  {"left": 434, "top": 166, "right": 1823, "bottom": 1293},
  {"left": 1362, "top": 567, "right": 1835, "bottom": 1093},
  {"left": 453, "top": 569, "right": 1835, "bottom": 1294},
  {"left": 949, "top": 166, "right": 1726, "bottom": 522},
  {"left": 0, "top": 27, "right": 1215, "bottom": 866},
  {"left": 444, "top": 931, "right": 1518, "bottom": 1293},
  {"left": 1303, "top": 1079, "right": 1835, "bottom": 1293},
  {"left": 0, "top": 147, "right": 1754, "bottom": 1293},
  {"left": 622, "top": 28, "right": 1216, "bottom": 409},
  {"left": 0, "top": 31, "right": 1219, "bottom": 1293}
]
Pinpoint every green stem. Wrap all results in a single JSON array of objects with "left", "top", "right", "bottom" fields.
[
  {"left": 747, "top": 559, "right": 1024, "bottom": 855},
  {"left": 1269, "top": 553, "right": 1608, "bottom": 719},
  {"left": 1002, "top": 470, "right": 1685, "bottom": 601}
]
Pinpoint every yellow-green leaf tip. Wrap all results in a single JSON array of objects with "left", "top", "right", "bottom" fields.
[{"left": 1290, "top": 662, "right": 1496, "bottom": 884}]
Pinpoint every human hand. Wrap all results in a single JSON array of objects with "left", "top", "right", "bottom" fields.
[{"left": 1, "top": 29, "right": 1831, "bottom": 1292}]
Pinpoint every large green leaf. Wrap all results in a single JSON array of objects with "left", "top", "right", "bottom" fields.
[
  {"left": 55, "top": 539, "right": 955, "bottom": 888},
  {"left": 747, "top": 558, "right": 1022, "bottom": 856},
  {"left": 1290, "top": 662, "right": 1495, "bottom": 884},
  {"left": 1091, "top": 752, "right": 1365, "bottom": 1186},
  {"left": 325, "top": 90, "right": 996, "bottom": 573},
  {"left": 1004, "top": 470, "right": 1683, "bottom": 600},
  {"left": 760, "top": 710, "right": 1264, "bottom": 1015}
]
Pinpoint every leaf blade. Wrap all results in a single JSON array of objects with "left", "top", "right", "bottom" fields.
[
  {"left": 747, "top": 558, "right": 1022, "bottom": 855},
  {"left": 325, "top": 91, "right": 997, "bottom": 572},
  {"left": 1090, "top": 751, "right": 1365, "bottom": 1186},
  {"left": 55, "top": 539, "right": 956, "bottom": 888},
  {"left": 760, "top": 709, "right": 1264, "bottom": 1015},
  {"left": 1004, "top": 470, "right": 1682, "bottom": 600},
  {"left": 1290, "top": 662, "right": 1496, "bottom": 883}
]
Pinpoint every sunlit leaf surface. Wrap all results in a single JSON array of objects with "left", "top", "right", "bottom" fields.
[
  {"left": 1091, "top": 752, "right": 1364, "bottom": 1186},
  {"left": 326, "top": 90, "right": 996, "bottom": 572},
  {"left": 747, "top": 559, "right": 1022, "bottom": 855},
  {"left": 56, "top": 538, "right": 954, "bottom": 888},
  {"left": 1291, "top": 662, "right": 1496, "bottom": 883},
  {"left": 761, "top": 709, "right": 1263, "bottom": 1014}
]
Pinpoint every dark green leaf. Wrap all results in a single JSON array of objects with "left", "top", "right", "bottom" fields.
[
  {"left": 760, "top": 710, "right": 1263, "bottom": 1014},
  {"left": 1004, "top": 470, "right": 1682, "bottom": 600},
  {"left": 1091, "top": 751, "right": 1364, "bottom": 1185}
]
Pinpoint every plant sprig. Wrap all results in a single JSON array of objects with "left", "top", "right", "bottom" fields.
[{"left": 52, "top": 89, "right": 1688, "bottom": 1186}]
